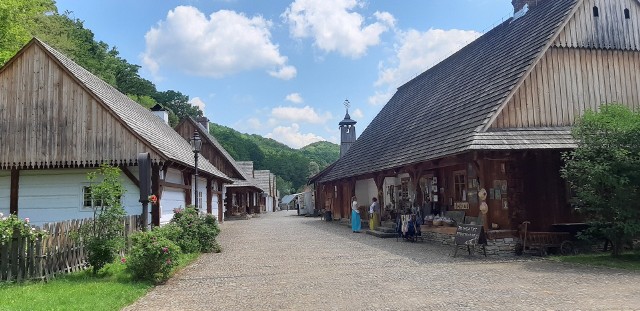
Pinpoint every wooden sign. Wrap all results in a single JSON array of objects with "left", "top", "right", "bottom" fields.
[
  {"left": 453, "top": 224, "right": 487, "bottom": 257},
  {"left": 454, "top": 202, "right": 469, "bottom": 210}
]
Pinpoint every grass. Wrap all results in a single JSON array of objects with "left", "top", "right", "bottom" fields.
[
  {"left": 551, "top": 252, "right": 640, "bottom": 270},
  {"left": 0, "top": 252, "right": 200, "bottom": 311}
]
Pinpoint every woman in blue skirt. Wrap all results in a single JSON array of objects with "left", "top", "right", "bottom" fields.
[{"left": 351, "top": 196, "right": 361, "bottom": 232}]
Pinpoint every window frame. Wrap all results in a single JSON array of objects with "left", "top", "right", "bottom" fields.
[{"left": 453, "top": 170, "right": 467, "bottom": 202}]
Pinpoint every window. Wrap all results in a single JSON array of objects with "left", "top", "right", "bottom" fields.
[
  {"left": 197, "top": 191, "right": 203, "bottom": 208},
  {"left": 82, "top": 186, "right": 104, "bottom": 208},
  {"left": 83, "top": 186, "right": 121, "bottom": 209},
  {"left": 593, "top": 6, "right": 599, "bottom": 17},
  {"left": 453, "top": 170, "right": 466, "bottom": 202},
  {"left": 625, "top": 8, "right": 630, "bottom": 19}
]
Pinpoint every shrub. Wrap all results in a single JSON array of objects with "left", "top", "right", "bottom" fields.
[
  {"left": 74, "top": 164, "right": 126, "bottom": 274},
  {"left": 126, "top": 229, "right": 181, "bottom": 283},
  {"left": 170, "top": 207, "right": 221, "bottom": 253},
  {"left": 0, "top": 213, "right": 46, "bottom": 244}
]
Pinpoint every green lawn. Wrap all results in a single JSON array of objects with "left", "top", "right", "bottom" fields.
[
  {"left": 0, "top": 253, "right": 200, "bottom": 311},
  {"left": 551, "top": 252, "right": 640, "bottom": 270}
]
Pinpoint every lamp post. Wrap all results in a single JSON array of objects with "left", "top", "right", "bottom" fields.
[{"left": 190, "top": 131, "right": 202, "bottom": 211}]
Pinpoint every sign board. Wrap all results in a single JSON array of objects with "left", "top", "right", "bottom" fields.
[{"left": 453, "top": 224, "right": 487, "bottom": 257}]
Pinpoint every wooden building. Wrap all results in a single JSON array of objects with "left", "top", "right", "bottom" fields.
[
  {"left": 311, "top": 0, "right": 640, "bottom": 238},
  {"left": 0, "top": 38, "right": 231, "bottom": 226},
  {"left": 175, "top": 117, "right": 263, "bottom": 221}
]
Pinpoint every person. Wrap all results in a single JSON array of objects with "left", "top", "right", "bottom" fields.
[
  {"left": 351, "top": 196, "right": 361, "bottom": 232},
  {"left": 369, "top": 197, "right": 380, "bottom": 230}
]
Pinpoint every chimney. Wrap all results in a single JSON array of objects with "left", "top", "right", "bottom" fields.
[
  {"left": 512, "top": 0, "right": 542, "bottom": 13},
  {"left": 150, "top": 104, "right": 169, "bottom": 125},
  {"left": 195, "top": 116, "right": 210, "bottom": 132}
]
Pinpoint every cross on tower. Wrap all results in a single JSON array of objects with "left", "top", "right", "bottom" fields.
[{"left": 344, "top": 99, "right": 350, "bottom": 110}]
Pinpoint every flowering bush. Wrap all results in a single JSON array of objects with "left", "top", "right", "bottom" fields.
[
  {"left": 0, "top": 213, "right": 46, "bottom": 244},
  {"left": 126, "top": 229, "right": 181, "bottom": 283},
  {"left": 170, "top": 206, "right": 221, "bottom": 253}
]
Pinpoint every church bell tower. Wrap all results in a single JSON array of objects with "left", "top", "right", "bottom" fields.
[{"left": 339, "top": 99, "right": 357, "bottom": 158}]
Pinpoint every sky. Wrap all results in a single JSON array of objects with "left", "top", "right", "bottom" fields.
[{"left": 54, "top": 0, "right": 515, "bottom": 149}]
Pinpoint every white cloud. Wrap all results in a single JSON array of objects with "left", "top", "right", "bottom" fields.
[
  {"left": 142, "top": 6, "right": 295, "bottom": 79},
  {"left": 283, "top": 0, "right": 395, "bottom": 58},
  {"left": 285, "top": 93, "right": 304, "bottom": 104},
  {"left": 189, "top": 97, "right": 206, "bottom": 110},
  {"left": 368, "top": 90, "right": 393, "bottom": 106},
  {"left": 351, "top": 108, "right": 364, "bottom": 119},
  {"left": 266, "top": 123, "right": 326, "bottom": 149},
  {"left": 271, "top": 105, "right": 332, "bottom": 124},
  {"left": 268, "top": 65, "right": 297, "bottom": 80},
  {"left": 375, "top": 28, "right": 481, "bottom": 89}
]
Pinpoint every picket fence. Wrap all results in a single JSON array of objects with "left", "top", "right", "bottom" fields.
[{"left": 0, "top": 215, "right": 140, "bottom": 282}]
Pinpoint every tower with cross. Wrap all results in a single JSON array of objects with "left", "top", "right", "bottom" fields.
[{"left": 338, "top": 99, "right": 357, "bottom": 158}]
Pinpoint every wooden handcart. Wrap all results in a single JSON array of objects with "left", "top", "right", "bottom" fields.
[{"left": 519, "top": 221, "right": 573, "bottom": 256}]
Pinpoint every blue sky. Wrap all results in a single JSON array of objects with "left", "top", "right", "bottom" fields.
[{"left": 55, "top": 0, "right": 514, "bottom": 148}]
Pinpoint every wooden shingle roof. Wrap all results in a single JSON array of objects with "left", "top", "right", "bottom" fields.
[
  {"left": 34, "top": 39, "right": 230, "bottom": 181},
  {"left": 183, "top": 118, "right": 263, "bottom": 190},
  {"left": 320, "top": 0, "right": 578, "bottom": 182}
]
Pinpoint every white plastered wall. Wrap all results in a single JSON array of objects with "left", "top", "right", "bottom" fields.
[
  {"left": 14, "top": 168, "right": 141, "bottom": 226},
  {"left": 0, "top": 170, "right": 10, "bottom": 216}
]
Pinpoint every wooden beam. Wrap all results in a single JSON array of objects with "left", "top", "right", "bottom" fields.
[
  {"left": 120, "top": 166, "right": 140, "bottom": 188},
  {"left": 160, "top": 180, "right": 192, "bottom": 190},
  {"left": 218, "top": 192, "right": 223, "bottom": 223},
  {"left": 206, "top": 178, "right": 213, "bottom": 214},
  {"left": 10, "top": 168, "right": 19, "bottom": 215},
  {"left": 183, "top": 172, "right": 192, "bottom": 206},
  {"left": 151, "top": 164, "right": 161, "bottom": 227}
]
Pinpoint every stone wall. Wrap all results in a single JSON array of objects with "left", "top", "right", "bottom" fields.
[{"left": 421, "top": 227, "right": 520, "bottom": 257}]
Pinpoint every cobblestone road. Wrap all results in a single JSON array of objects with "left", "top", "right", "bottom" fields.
[{"left": 124, "top": 210, "right": 640, "bottom": 311}]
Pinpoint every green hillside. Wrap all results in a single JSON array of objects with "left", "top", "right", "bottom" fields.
[{"left": 209, "top": 123, "right": 339, "bottom": 194}]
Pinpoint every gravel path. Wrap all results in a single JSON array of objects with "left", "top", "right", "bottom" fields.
[{"left": 124, "top": 210, "right": 640, "bottom": 311}]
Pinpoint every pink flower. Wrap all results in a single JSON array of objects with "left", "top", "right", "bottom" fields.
[
  {"left": 162, "top": 247, "right": 169, "bottom": 254},
  {"left": 24, "top": 218, "right": 30, "bottom": 223},
  {"left": 165, "top": 259, "right": 172, "bottom": 265},
  {"left": 120, "top": 257, "right": 126, "bottom": 264}
]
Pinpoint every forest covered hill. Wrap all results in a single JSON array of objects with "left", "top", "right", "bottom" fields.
[
  {"left": 209, "top": 123, "right": 339, "bottom": 194},
  {"left": 0, "top": 0, "right": 339, "bottom": 195}
]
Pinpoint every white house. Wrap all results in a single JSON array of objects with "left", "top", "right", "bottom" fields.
[{"left": 0, "top": 38, "right": 232, "bottom": 226}]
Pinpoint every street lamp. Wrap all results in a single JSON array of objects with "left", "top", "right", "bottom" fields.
[{"left": 190, "top": 131, "right": 202, "bottom": 211}]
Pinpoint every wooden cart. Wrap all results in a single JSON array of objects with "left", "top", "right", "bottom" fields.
[{"left": 519, "top": 221, "right": 573, "bottom": 256}]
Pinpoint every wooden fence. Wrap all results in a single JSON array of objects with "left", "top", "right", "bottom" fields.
[{"left": 0, "top": 215, "right": 140, "bottom": 282}]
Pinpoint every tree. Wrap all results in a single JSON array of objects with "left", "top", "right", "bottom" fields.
[
  {"left": 76, "top": 164, "right": 127, "bottom": 273},
  {"left": 308, "top": 161, "right": 320, "bottom": 179},
  {"left": 153, "top": 90, "right": 203, "bottom": 121},
  {"left": 561, "top": 104, "right": 640, "bottom": 256},
  {"left": 0, "top": 0, "right": 56, "bottom": 65}
]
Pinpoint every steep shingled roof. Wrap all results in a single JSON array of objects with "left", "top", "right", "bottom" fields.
[
  {"left": 33, "top": 39, "right": 230, "bottom": 181},
  {"left": 183, "top": 118, "right": 262, "bottom": 190},
  {"left": 319, "top": 0, "right": 578, "bottom": 182}
]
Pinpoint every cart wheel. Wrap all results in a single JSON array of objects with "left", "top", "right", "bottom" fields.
[
  {"left": 515, "top": 243, "right": 524, "bottom": 256},
  {"left": 560, "top": 241, "right": 575, "bottom": 255}
]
